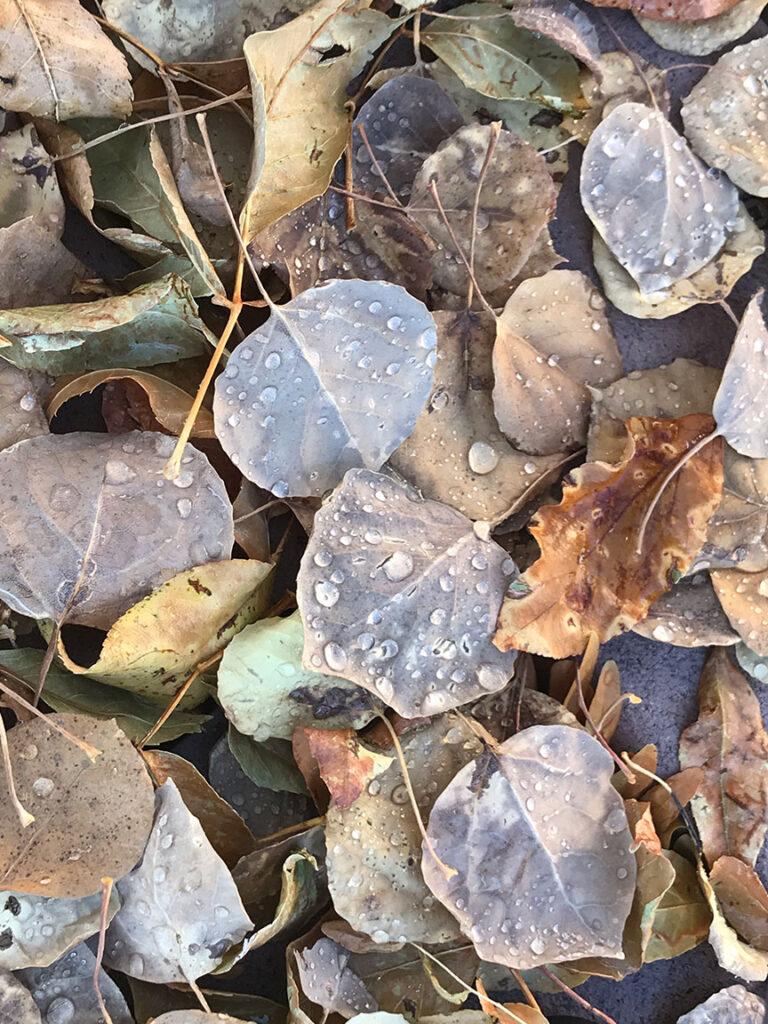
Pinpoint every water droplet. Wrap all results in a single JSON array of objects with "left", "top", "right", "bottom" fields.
[
  {"left": 271, "top": 480, "right": 289, "bottom": 498},
  {"left": 468, "top": 441, "right": 499, "bottom": 475},
  {"left": 387, "top": 316, "right": 402, "bottom": 330},
  {"left": 153, "top": 867, "right": 167, "bottom": 883},
  {"left": 176, "top": 498, "right": 192, "bottom": 519},
  {"left": 601, "top": 133, "right": 625, "bottom": 158},
  {"left": 46, "top": 997, "right": 75, "bottom": 1024},
  {"left": 172, "top": 469, "right": 194, "bottom": 489},
  {"left": 324, "top": 641, "right": 347, "bottom": 672},
  {"left": 128, "top": 952, "right": 145, "bottom": 976},
  {"left": 19, "top": 392, "right": 36, "bottom": 412},
  {"left": 313, "top": 549, "right": 333, "bottom": 567},
  {"left": 315, "top": 580, "right": 340, "bottom": 607},
  {"left": 260, "top": 386, "right": 277, "bottom": 403},
  {"left": 159, "top": 833, "right": 174, "bottom": 850},
  {"left": 265, "top": 352, "right": 281, "bottom": 369},
  {"left": 529, "top": 936, "right": 546, "bottom": 956},
  {"left": 382, "top": 550, "right": 413, "bottom": 582},
  {"left": 368, "top": 301, "right": 383, "bottom": 314},
  {"left": 104, "top": 460, "right": 136, "bottom": 486}
]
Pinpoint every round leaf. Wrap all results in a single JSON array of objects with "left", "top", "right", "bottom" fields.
[
  {"left": 677, "top": 985, "right": 765, "bottom": 1024},
  {"left": 213, "top": 280, "right": 437, "bottom": 497}
]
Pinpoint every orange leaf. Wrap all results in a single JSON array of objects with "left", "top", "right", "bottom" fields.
[
  {"left": 494, "top": 415, "right": 723, "bottom": 658},
  {"left": 293, "top": 727, "right": 393, "bottom": 810}
]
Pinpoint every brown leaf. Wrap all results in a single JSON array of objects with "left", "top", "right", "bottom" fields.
[
  {"left": 712, "top": 566, "right": 768, "bottom": 654},
  {"left": 588, "top": 660, "right": 623, "bottom": 742},
  {"left": 297, "top": 727, "right": 393, "bottom": 811},
  {"left": 586, "top": 0, "right": 744, "bottom": 24},
  {"left": 698, "top": 863, "right": 768, "bottom": 981},
  {"left": 710, "top": 855, "right": 768, "bottom": 950},
  {"left": 704, "top": 448, "right": 768, "bottom": 572},
  {"left": 634, "top": 574, "right": 739, "bottom": 648},
  {"left": 494, "top": 415, "right": 725, "bottom": 658},
  {"left": 646, "top": 767, "right": 704, "bottom": 836},
  {"left": 679, "top": 647, "right": 768, "bottom": 866}
]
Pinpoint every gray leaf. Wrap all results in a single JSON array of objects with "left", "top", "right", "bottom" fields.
[
  {"left": 352, "top": 76, "right": 463, "bottom": 200},
  {"left": 509, "top": 0, "right": 602, "bottom": 77},
  {"left": 213, "top": 280, "right": 437, "bottom": 498},
  {"left": 18, "top": 943, "right": 134, "bottom": 1024},
  {"left": 295, "top": 938, "right": 377, "bottom": 1018},
  {"left": 0, "top": 971, "right": 41, "bottom": 1024},
  {"left": 0, "top": 362, "right": 48, "bottom": 453},
  {"left": 713, "top": 291, "right": 768, "bottom": 458},
  {"left": 0, "top": 431, "right": 233, "bottom": 628},
  {"left": 676, "top": 984, "right": 765, "bottom": 1024},
  {"left": 422, "top": 725, "right": 636, "bottom": 968},
  {"left": 105, "top": 780, "right": 253, "bottom": 984},
  {"left": 581, "top": 102, "right": 739, "bottom": 294},
  {"left": 296, "top": 468, "right": 518, "bottom": 718}
]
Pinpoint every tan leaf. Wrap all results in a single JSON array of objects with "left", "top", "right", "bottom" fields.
[
  {"left": 494, "top": 415, "right": 724, "bottom": 658},
  {"left": 298, "top": 727, "right": 393, "bottom": 811},
  {"left": 712, "top": 567, "right": 768, "bottom": 655},
  {"left": 614, "top": 743, "right": 658, "bottom": 800},
  {"left": 679, "top": 647, "right": 768, "bottom": 865},
  {"left": 698, "top": 863, "right": 768, "bottom": 982},
  {"left": 704, "top": 448, "right": 768, "bottom": 572},
  {"left": 588, "top": 660, "right": 623, "bottom": 742},
  {"left": 646, "top": 767, "right": 704, "bottom": 836},
  {"left": 635, "top": 0, "right": 766, "bottom": 56},
  {"left": 586, "top": 0, "right": 745, "bottom": 24},
  {"left": 492, "top": 269, "right": 622, "bottom": 455},
  {"left": 710, "top": 855, "right": 768, "bottom": 950},
  {"left": 635, "top": 574, "right": 739, "bottom": 648}
]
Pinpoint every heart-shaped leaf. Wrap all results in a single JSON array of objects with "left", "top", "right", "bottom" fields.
[{"left": 213, "top": 280, "right": 437, "bottom": 497}]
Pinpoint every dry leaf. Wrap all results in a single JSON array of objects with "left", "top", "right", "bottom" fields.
[
  {"left": 494, "top": 415, "right": 724, "bottom": 658},
  {"left": 298, "top": 727, "right": 393, "bottom": 811},
  {"left": 697, "top": 864, "right": 768, "bottom": 982},
  {"left": 0, "top": 715, "right": 154, "bottom": 898},
  {"left": 710, "top": 855, "right": 768, "bottom": 950},
  {"left": 711, "top": 566, "right": 768, "bottom": 655},
  {"left": 635, "top": 0, "right": 766, "bottom": 56},
  {"left": 679, "top": 647, "right": 768, "bottom": 866},
  {"left": 509, "top": 0, "right": 602, "bottom": 77},
  {"left": 586, "top": 0, "right": 746, "bottom": 24},
  {"left": 703, "top": 447, "right": 768, "bottom": 572}
]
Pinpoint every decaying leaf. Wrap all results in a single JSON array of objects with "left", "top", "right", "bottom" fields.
[
  {"left": 0, "top": 362, "right": 48, "bottom": 452},
  {"left": 581, "top": 103, "right": 740, "bottom": 294},
  {"left": 0, "top": 0, "right": 131, "bottom": 119},
  {"left": 0, "top": 972, "right": 39, "bottom": 1024},
  {"left": 713, "top": 291, "right": 768, "bottom": 458},
  {"left": 218, "top": 611, "right": 375, "bottom": 742},
  {"left": 323, "top": 716, "right": 482, "bottom": 943},
  {"left": 0, "top": 887, "right": 119, "bottom": 970},
  {"left": 295, "top": 727, "right": 393, "bottom": 811},
  {"left": 351, "top": 76, "right": 464, "bottom": 200},
  {"left": 586, "top": 0, "right": 746, "bottom": 23},
  {"left": 679, "top": 647, "right": 768, "bottom": 866},
  {"left": 18, "top": 942, "right": 134, "bottom": 1024},
  {"left": 214, "top": 279, "right": 436, "bottom": 498},
  {"left": 0, "top": 714, "right": 155, "bottom": 899},
  {"left": 710, "top": 855, "right": 768, "bottom": 950},
  {"left": 0, "top": 431, "right": 233, "bottom": 629},
  {"left": 105, "top": 779, "right": 252, "bottom": 983},
  {"left": 509, "top": 0, "right": 602, "bottom": 77},
  {"left": 295, "top": 938, "right": 378, "bottom": 1018},
  {"left": 56, "top": 558, "right": 270, "bottom": 705},
  {"left": 636, "top": 0, "right": 766, "bottom": 56},
  {"left": 682, "top": 38, "right": 768, "bottom": 198},
  {"left": 421, "top": 3, "right": 585, "bottom": 112},
  {"left": 495, "top": 416, "right": 724, "bottom": 658},
  {"left": 492, "top": 269, "right": 622, "bottom": 455},
  {"left": 422, "top": 725, "right": 636, "bottom": 968},
  {"left": 698, "top": 865, "right": 768, "bottom": 982},
  {"left": 634, "top": 574, "right": 739, "bottom": 648},
  {"left": 711, "top": 567, "right": 768, "bottom": 655},
  {"left": 240, "top": 0, "right": 396, "bottom": 241},
  {"left": 407, "top": 124, "right": 556, "bottom": 302},
  {"left": 677, "top": 985, "right": 766, "bottom": 1024},
  {"left": 297, "top": 468, "right": 518, "bottom": 717},
  {"left": 592, "top": 204, "right": 764, "bottom": 319}
]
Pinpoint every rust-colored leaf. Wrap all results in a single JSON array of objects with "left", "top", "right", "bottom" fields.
[
  {"left": 494, "top": 415, "right": 724, "bottom": 658},
  {"left": 710, "top": 855, "right": 768, "bottom": 950},
  {"left": 294, "top": 727, "right": 393, "bottom": 810}
]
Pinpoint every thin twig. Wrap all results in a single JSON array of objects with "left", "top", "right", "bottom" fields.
[
  {"left": 188, "top": 978, "right": 212, "bottom": 1013},
  {"left": 410, "top": 945, "right": 531, "bottom": 1024},
  {"left": 356, "top": 123, "right": 403, "bottom": 206},
  {"left": 718, "top": 299, "right": 740, "bottom": 326},
  {"left": 345, "top": 113, "right": 357, "bottom": 231},
  {"left": 467, "top": 121, "right": 500, "bottom": 309},
  {"left": 0, "top": 713, "right": 34, "bottom": 827},
  {"left": 575, "top": 661, "right": 635, "bottom": 783},
  {"left": 0, "top": 672, "right": 101, "bottom": 759},
  {"left": 93, "top": 878, "right": 115, "bottom": 1024},
  {"left": 234, "top": 498, "right": 286, "bottom": 523},
  {"left": 539, "top": 966, "right": 619, "bottom": 1024},
  {"left": 138, "top": 651, "right": 222, "bottom": 749}
]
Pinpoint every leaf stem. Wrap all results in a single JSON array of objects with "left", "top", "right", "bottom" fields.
[
  {"left": 138, "top": 650, "right": 222, "bottom": 750},
  {"left": 467, "top": 121, "right": 500, "bottom": 310},
  {"left": 356, "top": 123, "right": 403, "bottom": 207},
  {"left": 0, "top": 713, "right": 34, "bottom": 828},
  {"left": 93, "top": 878, "right": 115, "bottom": 1024},
  {"left": 538, "top": 966, "right": 619, "bottom": 1024}
]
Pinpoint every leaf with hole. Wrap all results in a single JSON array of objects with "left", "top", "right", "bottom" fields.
[
  {"left": 213, "top": 279, "right": 436, "bottom": 498},
  {"left": 297, "top": 468, "right": 518, "bottom": 718}
]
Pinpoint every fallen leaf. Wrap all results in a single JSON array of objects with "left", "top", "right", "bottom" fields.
[
  {"left": 240, "top": 0, "right": 396, "bottom": 241},
  {"left": 421, "top": 3, "right": 585, "bottom": 112},
  {"left": 56, "top": 558, "right": 272, "bottom": 705},
  {"left": 129, "top": 979, "right": 287, "bottom": 1024},
  {"left": 0, "top": 887, "right": 119, "bottom": 970},
  {"left": 0, "top": 714, "right": 155, "bottom": 898},
  {"left": 150, "top": 1015, "right": 245, "bottom": 1024},
  {"left": 492, "top": 269, "right": 622, "bottom": 455},
  {"left": 46, "top": 368, "right": 215, "bottom": 438},
  {"left": 697, "top": 864, "right": 768, "bottom": 982},
  {"left": 389, "top": 310, "right": 566, "bottom": 522},
  {"left": 713, "top": 291, "right": 768, "bottom": 458},
  {"left": 709, "top": 855, "right": 768, "bottom": 950},
  {"left": 0, "top": 362, "right": 49, "bottom": 452},
  {"left": 677, "top": 984, "right": 766, "bottom": 1024},
  {"left": 232, "top": 821, "right": 326, "bottom": 923},
  {"left": 494, "top": 416, "right": 724, "bottom": 658},
  {"left": 295, "top": 938, "right": 378, "bottom": 1018},
  {"left": 702, "top": 447, "right": 768, "bottom": 572},
  {"left": 645, "top": 851, "right": 711, "bottom": 963},
  {"left": 298, "top": 727, "right": 393, "bottom": 810},
  {"left": 213, "top": 279, "right": 437, "bottom": 498},
  {"left": 105, "top": 779, "right": 253, "bottom": 983},
  {"left": 217, "top": 611, "right": 376, "bottom": 742},
  {"left": 232, "top": 479, "right": 272, "bottom": 563},
  {"left": 509, "top": 0, "right": 602, "bottom": 77},
  {"left": 407, "top": 124, "right": 556, "bottom": 302},
  {"left": 679, "top": 647, "right": 768, "bottom": 866},
  {"left": 323, "top": 716, "right": 482, "bottom": 943},
  {"left": 711, "top": 567, "right": 768, "bottom": 655},
  {"left": 0, "top": 971, "right": 39, "bottom": 1024},
  {"left": 17, "top": 943, "right": 134, "bottom": 1024},
  {"left": 297, "top": 468, "right": 518, "bottom": 717},
  {"left": 735, "top": 641, "right": 768, "bottom": 683},
  {"left": 588, "top": 660, "right": 623, "bottom": 741},
  {"left": 422, "top": 724, "right": 636, "bottom": 968},
  {"left": 229, "top": 724, "right": 310, "bottom": 796},
  {"left": 0, "top": 275, "right": 213, "bottom": 375},
  {"left": 581, "top": 102, "right": 740, "bottom": 294},
  {"left": 635, "top": 0, "right": 766, "bottom": 56},
  {"left": 0, "top": 0, "right": 131, "bottom": 119},
  {"left": 682, "top": 38, "right": 768, "bottom": 198},
  {"left": 634, "top": 574, "right": 739, "bottom": 648},
  {"left": 585, "top": 0, "right": 746, "bottom": 24},
  {"left": 646, "top": 766, "right": 705, "bottom": 837}
]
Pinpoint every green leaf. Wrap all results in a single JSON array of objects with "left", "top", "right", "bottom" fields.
[
  {"left": 422, "top": 3, "right": 585, "bottom": 113},
  {"left": 0, "top": 275, "right": 212, "bottom": 375},
  {"left": 228, "top": 723, "right": 310, "bottom": 796},
  {"left": 0, "top": 649, "right": 209, "bottom": 745}
]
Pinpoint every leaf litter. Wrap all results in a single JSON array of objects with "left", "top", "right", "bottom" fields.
[{"left": 1, "top": 3, "right": 768, "bottom": 1023}]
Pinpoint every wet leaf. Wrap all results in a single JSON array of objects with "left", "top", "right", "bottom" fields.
[
  {"left": 509, "top": 0, "right": 602, "bottom": 77},
  {"left": 586, "top": 0, "right": 746, "bottom": 23},
  {"left": 255, "top": 189, "right": 434, "bottom": 300},
  {"left": 679, "top": 647, "right": 768, "bottom": 866},
  {"left": 18, "top": 943, "right": 134, "bottom": 1024},
  {"left": 711, "top": 566, "right": 768, "bottom": 654},
  {"left": 492, "top": 269, "right": 622, "bottom": 455},
  {"left": 0, "top": 362, "right": 48, "bottom": 452},
  {"left": 682, "top": 38, "right": 768, "bottom": 198},
  {"left": 323, "top": 716, "right": 483, "bottom": 943},
  {"left": 495, "top": 416, "right": 724, "bottom": 658},
  {"left": 47, "top": 368, "right": 215, "bottom": 439},
  {"left": 297, "top": 467, "right": 518, "bottom": 717},
  {"left": 296, "top": 726, "right": 393, "bottom": 810},
  {"left": 240, "top": 0, "right": 396, "bottom": 241},
  {"left": 581, "top": 102, "right": 740, "bottom": 294},
  {"left": 422, "top": 724, "right": 636, "bottom": 968},
  {"left": 0, "top": 431, "right": 233, "bottom": 629},
  {"left": 129, "top": 979, "right": 287, "bottom": 1024},
  {"left": 735, "top": 641, "right": 768, "bottom": 683},
  {"left": 295, "top": 937, "right": 378, "bottom": 1017},
  {"left": 217, "top": 610, "right": 376, "bottom": 742},
  {"left": 213, "top": 279, "right": 436, "bottom": 498},
  {"left": 634, "top": 574, "right": 739, "bottom": 648},
  {"left": 229, "top": 724, "right": 310, "bottom": 796},
  {"left": 713, "top": 291, "right": 768, "bottom": 458},
  {"left": 0, "top": 887, "right": 118, "bottom": 970},
  {"left": 232, "top": 821, "right": 326, "bottom": 923},
  {"left": 105, "top": 779, "right": 253, "bottom": 983},
  {"left": 0, "top": 275, "right": 213, "bottom": 375},
  {"left": 56, "top": 559, "right": 272, "bottom": 705},
  {"left": 0, "top": 714, "right": 155, "bottom": 898},
  {"left": 407, "top": 124, "right": 556, "bottom": 303},
  {"left": 709, "top": 856, "right": 768, "bottom": 950},
  {"left": 635, "top": 0, "right": 766, "bottom": 56},
  {"left": 351, "top": 76, "right": 464, "bottom": 200},
  {"left": 422, "top": 4, "right": 585, "bottom": 112},
  {"left": 0, "top": 972, "right": 40, "bottom": 1024},
  {"left": 0, "top": 0, "right": 131, "bottom": 119},
  {"left": 389, "top": 310, "right": 566, "bottom": 523},
  {"left": 698, "top": 865, "right": 768, "bottom": 982},
  {"left": 677, "top": 985, "right": 766, "bottom": 1024}
]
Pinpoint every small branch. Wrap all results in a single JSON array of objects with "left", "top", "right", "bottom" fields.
[
  {"left": 467, "top": 121, "right": 500, "bottom": 309},
  {"left": 539, "top": 966, "right": 619, "bottom": 1024},
  {"left": 0, "top": 672, "right": 101, "bottom": 759},
  {"left": 356, "top": 123, "right": 403, "bottom": 207},
  {"left": 93, "top": 878, "right": 115, "bottom": 1024},
  {"left": 344, "top": 112, "right": 357, "bottom": 231},
  {"left": 138, "top": 651, "right": 222, "bottom": 749},
  {"left": 0, "top": 713, "right": 34, "bottom": 828}
]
